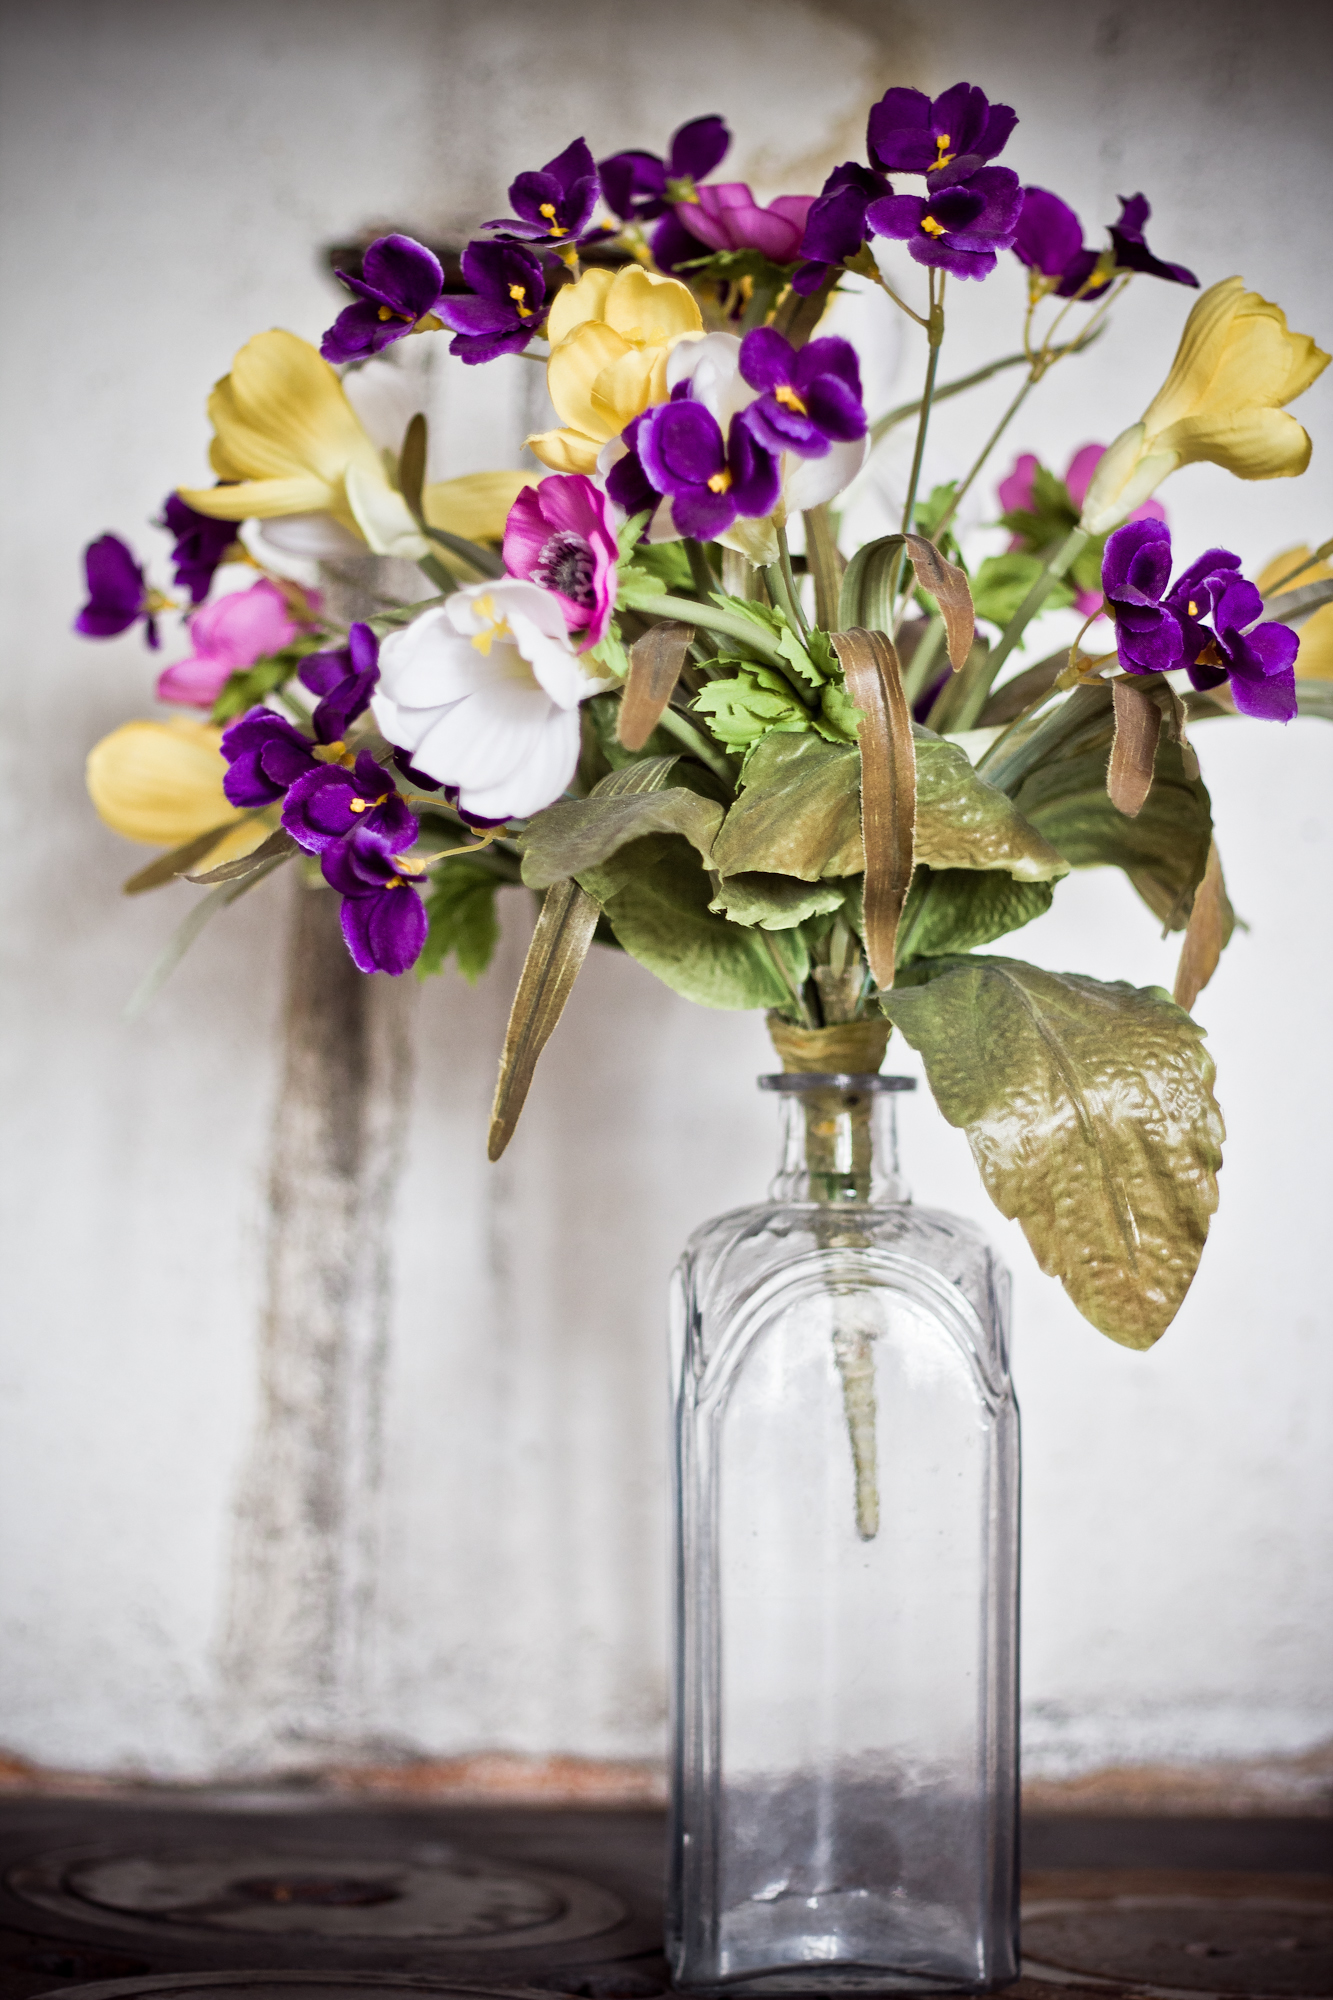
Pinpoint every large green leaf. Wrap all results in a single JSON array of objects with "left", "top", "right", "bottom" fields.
[
  {"left": 579, "top": 833, "right": 805, "bottom": 1009},
  {"left": 709, "top": 873, "right": 847, "bottom": 931},
  {"left": 881, "top": 956, "right": 1224, "bottom": 1348},
  {"left": 709, "top": 731, "right": 1067, "bottom": 886},
  {"left": 520, "top": 786, "right": 722, "bottom": 890},
  {"left": 418, "top": 860, "right": 501, "bottom": 984},
  {"left": 897, "top": 869, "right": 1055, "bottom": 962}
]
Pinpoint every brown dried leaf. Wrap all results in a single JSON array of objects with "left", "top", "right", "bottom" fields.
[
  {"left": 617, "top": 621, "right": 694, "bottom": 751},
  {"left": 832, "top": 628, "right": 915, "bottom": 989},
  {"left": 1108, "top": 678, "right": 1163, "bottom": 817},
  {"left": 904, "top": 533, "right": 974, "bottom": 670},
  {"left": 1173, "top": 842, "right": 1233, "bottom": 1011},
  {"left": 487, "top": 878, "right": 601, "bottom": 1162}
]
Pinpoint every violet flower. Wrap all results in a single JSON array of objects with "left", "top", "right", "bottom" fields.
[
  {"left": 283, "top": 748, "right": 417, "bottom": 855},
  {"left": 299, "top": 622, "right": 381, "bottom": 743},
  {"left": 486, "top": 138, "right": 601, "bottom": 247},
  {"left": 1100, "top": 520, "right": 1184, "bottom": 674},
  {"left": 867, "top": 167, "right": 1022, "bottom": 279},
  {"left": 157, "top": 578, "right": 303, "bottom": 707},
  {"left": 609, "top": 397, "right": 780, "bottom": 540},
  {"left": 867, "top": 82, "right": 1017, "bottom": 184},
  {"left": 321, "top": 235, "right": 446, "bottom": 365},
  {"left": 322, "top": 828, "right": 428, "bottom": 977},
  {"left": 675, "top": 182, "right": 815, "bottom": 263},
  {"left": 738, "top": 327, "right": 866, "bottom": 458},
  {"left": 160, "top": 494, "right": 238, "bottom": 605},
  {"left": 1164, "top": 550, "right": 1297, "bottom": 721},
  {"left": 1012, "top": 187, "right": 1109, "bottom": 298},
  {"left": 221, "top": 709, "right": 319, "bottom": 808},
  {"left": 75, "top": 535, "right": 162, "bottom": 648},
  {"left": 793, "top": 161, "right": 891, "bottom": 296},
  {"left": 600, "top": 115, "right": 730, "bottom": 223},
  {"left": 436, "top": 240, "right": 548, "bottom": 364},
  {"left": 502, "top": 475, "right": 619, "bottom": 648},
  {"left": 1108, "top": 194, "right": 1198, "bottom": 288}
]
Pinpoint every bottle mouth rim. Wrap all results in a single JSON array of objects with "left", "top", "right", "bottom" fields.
[{"left": 758, "top": 1073, "right": 917, "bottom": 1093}]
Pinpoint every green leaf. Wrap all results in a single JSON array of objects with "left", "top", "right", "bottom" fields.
[
  {"left": 692, "top": 665, "right": 815, "bottom": 751},
  {"left": 881, "top": 955, "right": 1224, "bottom": 1348},
  {"left": 579, "top": 833, "right": 806, "bottom": 1010},
  {"left": 972, "top": 551, "right": 1074, "bottom": 632},
  {"left": 122, "top": 819, "right": 257, "bottom": 895},
  {"left": 520, "top": 785, "right": 722, "bottom": 890},
  {"left": 709, "top": 873, "right": 847, "bottom": 931},
  {"left": 1295, "top": 680, "right": 1333, "bottom": 722},
  {"left": 896, "top": 869, "right": 1055, "bottom": 962},
  {"left": 488, "top": 877, "right": 601, "bottom": 1159},
  {"left": 209, "top": 641, "right": 323, "bottom": 725},
  {"left": 419, "top": 860, "right": 502, "bottom": 984},
  {"left": 915, "top": 733, "right": 1068, "bottom": 880},
  {"left": 587, "top": 621, "right": 630, "bottom": 681}
]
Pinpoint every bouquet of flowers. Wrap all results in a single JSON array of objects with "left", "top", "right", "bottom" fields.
[{"left": 80, "top": 82, "right": 1331, "bottom": 1354}]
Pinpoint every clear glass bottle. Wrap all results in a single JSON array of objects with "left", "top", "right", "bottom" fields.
[{"left": 668, "top": 1072, "right": 1019, "bottom": 1993}]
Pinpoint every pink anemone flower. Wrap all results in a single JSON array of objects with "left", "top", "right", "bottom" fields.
[
  {"left": 678, "top": 183, "right": 816, "bottom": 263},
  {"left": 502, "top": 474, "right": 619, "bottom": 649},
  {"left": 999, "top": 445, "right": 1166, "bottom": 617},
  {"left": 156, "top": 578, "right": 306, "bottom": 706}
]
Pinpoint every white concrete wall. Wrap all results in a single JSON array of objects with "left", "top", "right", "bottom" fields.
[{"left": 1, "top": 0, "right": 1330, "bottom": 1782}]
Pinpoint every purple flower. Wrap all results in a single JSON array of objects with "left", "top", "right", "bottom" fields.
[
  {"left": 221, "top": 709, "right": 319, "bottom": 808},
  {"left": 675, "top": 182, "right": 815, "bottom": 263},
  {"left": 320, "top": 235, "right": 445, "bottom": 365},
  {"left": 159, "top": 494, "right": 238, "bottom": 605},
  {"left": 486, "top": 138, "right": 601, "bottom": 246},
  {"left": 502, "top": 475, "right": 618, "bottom": 647},
  {"left": 299, "top": 621, "right": 381, "bottom": 743},
  {"left": 738, "top": 327, "right": 866, "bottom": 457},
  {"left": 600, "top": 115, "right": 730, "bottom": 223},
  {"left": 793, "top": 161, "right": 891, "bottom": 296},
  {"left": 1108, "top": 194, "right": 1198, "bottom": 288},
  {"left": 1012, "top": 187, "right": 1109, "bottom": 298},
  {"left": 1164, "top": 552, "right": 1296, "bottom": 721},
  {"left": 282, "top": 749, "right": 417, "bottom": 855},
  {"left": 866, "top": 167, "right": 1022, "bottom": 279},
  {"left": 436, "top": 240, "right": 548, "bottom": 364},
  {"left": 75, "top": 534, "right": 163, "bottom": 648},
  {"left": 620, "top": 397, "right": 780, "bottom": 540},
  {"left": 651, "top": 209, "right": 708, "bottom": 275},
  {"left": 322, "top": 828, "right": 428, "bottom": 976},
  {"left": 867, "top": 82, "right": 1017, "bottom": 184},
  {"left": 1101, "top": 520, "right": 1184, "bottom": 675}
]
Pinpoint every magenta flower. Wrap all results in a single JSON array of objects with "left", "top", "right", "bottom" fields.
[
  {"left": 676, "top": 183, "right": 816, "bottom": 263},
  {"left": 738, "top": 328, "right": 866, "bottom": 457},
  {"left": 156, "top": 579, "right": 303, "bottom": 707},
  {"left": 160, "top": 494, "right": 238, "bottom": 605},
  {"left": 437, "top": 240, "right": 549, "bottom": 364},
  {"left": 486, "top": 138, "right": 602, "bottom": 247},
  {"left": 867, "top": 82, "right": 1017, "bottom": 184},
  {"left": 502, "top": 475, "right": 618, "bottom": 648},
  {"left": 600, "top": 116, "right": 730, "bottom": 223},
  {"left": 221, "top": 710, "right": 319, "bottom": 808},
  {"left": 322, "top": 828, "right": 428, "bottom": 976},
  {"left": 867, "top": 167, "right": 1022, "bottom": 280},
  {"left": 299, "top": 622, "right": 381, "bottom": 742},
  {"left": 283, "top": 749, "right": 417, "bottom": 855},
  {"left": 75, "top": 534, "right": 163, "bottom": 649},
  {"left": 321, "top": 234, "right": 446, "bottom": 365}
]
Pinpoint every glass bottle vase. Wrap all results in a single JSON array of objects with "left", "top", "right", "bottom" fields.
[{"left": 668, "top": 1072, "right": 1020, "bottom": 1992}]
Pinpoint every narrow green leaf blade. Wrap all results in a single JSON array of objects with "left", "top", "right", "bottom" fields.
[{"left": 487, "top": 879, "right": 601, "bottom": 1161}]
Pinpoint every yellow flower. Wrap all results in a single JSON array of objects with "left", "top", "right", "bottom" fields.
[
  {"left": 1080, "top": 277, "right": 1329, "bottom": 533},
  {"left": 423, "top": 469, "right": 533, "bottom": 542},
  {"left": 1255, "top": 546, "right": 1333, "bottom": 681},
  {"left": 86, "top": 719, "right": 268, "bottom": 864},
  {"left": 528, "top": 266, "right": 703, "bottom": 474}
]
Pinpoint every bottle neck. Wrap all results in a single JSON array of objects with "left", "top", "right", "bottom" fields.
[{"left": 763, "top": 1075, "right": 911, "bottom": 1205}]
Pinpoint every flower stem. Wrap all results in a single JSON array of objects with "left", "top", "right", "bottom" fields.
[
  {"left": 636, "top": 591, "right": 791, "bottom": 669},
  {"left": 774, "top": 519, "right": 812, "bottom": 640},
  {"left": 928, "top": 372, "right": 1035, "bottom": 546},
  {"left": 654, "top": 703, "right": 737, "bottom": 785},
  {"left": 868, "top": 350, "right": 1028, "bottom": 445},
  {"left": 961, "top": 524, "right": 1090, "bottom": 722},
  {"left": 900, "top": 270, "right": 945, "bottom": 538}
]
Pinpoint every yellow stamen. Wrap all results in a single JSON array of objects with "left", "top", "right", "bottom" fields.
[
  {"left": 349, "top": 792, "right": 391, "bottom": 814},
  {"left": 774, "top": 383, "right": 808, "bottom": 416},
  {"left": 1188, "top": 600, "right": 1199, "bottom": 616},
  {"left": 933, "top": 133, "right": 954, "bottom": 170},
  {"left": 468, "top": 592, "right": 512, "bottom": 656},
  {"left": 920, "top": 215, "right": 947, "bottom": 238},
  {"left": 540, "top": 202, "right": 567, "bottom": 237},
  {"left": 707, "top": 469, "right": 733, "bottom": 495},
  {"left": 508, "top": 282, "right": 532, "bottom": 315},
  {"left": 384, "top": 876, "right": 404, "bottom": 889}
]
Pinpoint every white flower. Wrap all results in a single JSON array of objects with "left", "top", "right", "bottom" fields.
[{"left": 372, "top": 579, "right": 616, "bottom": 820}]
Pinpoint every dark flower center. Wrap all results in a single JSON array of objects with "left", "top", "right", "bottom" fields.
[{"left": 533, "top": 529, "right": 596, "bottom": 607}]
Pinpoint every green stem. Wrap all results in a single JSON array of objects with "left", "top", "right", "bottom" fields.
[
  {"left": 654, "top": 704, "right": 737, "bottom": 785},
  {"left": 969, "top": 525, "right": 1090, "bottom": 714},
  {"left": 869, "top": 350, "right": 1027, "bottom": 445},
  {"left": 929, "top": 372, "right": 1035, "bottom": 546},
  {"left": 900, "top": 272, "right": 945, "bottom": 539},
  {"left": 774, "top": 519, "right": 812, "bottom": 640},
  {"left": 635, "top": 592, "right": 790, "bottom": 669},
  {"left": 684, "top": 538, "right": 718, "bottom": 599}
]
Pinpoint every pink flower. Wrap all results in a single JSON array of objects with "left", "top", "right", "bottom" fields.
[
  {"left": 502, "top": 474, "right": 619, "bottom": 649},
  {"left": 156, "top": 579, "right": 305, "bottom": 706},
  {"left": 678, "top": 183, "right": 816, "bottom": 263},
  {"left": 997, "top": 445, "right": 1167, "bottom": 617}
]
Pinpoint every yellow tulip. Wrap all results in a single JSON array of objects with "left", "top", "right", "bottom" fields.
[
  {"left": 528, "top": 266, "right": 703, "bottom": 474},
  {"left": 87, "top": 719, "right": 269, "bottom": 865},
  {"left": 1255, "top": 546, "right": 1333, "bottom": 681},
  {"left": 1080, "top": 277, "right": 1329, "bottom": 533}
]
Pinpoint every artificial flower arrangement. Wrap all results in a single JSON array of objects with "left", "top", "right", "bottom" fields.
[{"left": 81, "top": 85, "right": 1332, "bottom": 1354}]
